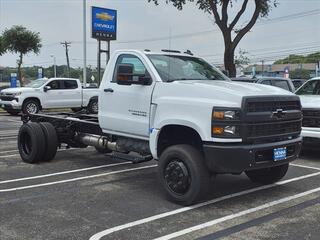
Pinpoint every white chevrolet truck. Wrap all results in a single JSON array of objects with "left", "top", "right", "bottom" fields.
[
  {"left": 17, "top": 50, "right": 302, "bottom": 205},
  {"left": 296, "top": 77, "right": 320, "bottom": 146},
  {"left": 0, "top": 78, "right": 99, "bottom": 115}
]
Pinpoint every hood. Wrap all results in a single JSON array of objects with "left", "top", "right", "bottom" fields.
[
  {"left": 1, "top": 87, "right": 34, "bottom": 94},
  {"left": 153, "top": 80, "right": 295, "bottom": 108},
  {"left": 298, "top": 95, "right": 320, "bottom": 109}
]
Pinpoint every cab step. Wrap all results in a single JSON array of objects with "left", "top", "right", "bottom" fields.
[{"left": 106, "top": 152, "right": 153, "bottom": 164}]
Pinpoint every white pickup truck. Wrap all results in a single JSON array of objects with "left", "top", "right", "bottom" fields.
[
  {"left": 0, "top": 78, "right": 99, "bottom": 115},
  {"left": 17, "top": 50, "right": 302, "bottom": 205},
  {"left": 295, "top": 77, "right": 320, "bottom": 146}
]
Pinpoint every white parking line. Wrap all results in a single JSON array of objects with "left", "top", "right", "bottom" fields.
[
  {"left": 153, "top": 186, "right": 320, "bottom": 240},
  {"left": 290, "top": 163, "right": 320, "bottom": 171},
  {"left": 0, "top": 147, "right": 84, "bottom": 158},
  {"left": 89, "top": 169, "right": 320, "bottom": 240},
  {"left": 0, "top": 162, "right": 131, "bottom": 184},
  {"left": 0, "top": 136, "right": 17, "bottom": 141},
  {"left": 0, "top": 164, "right": 157, "bottom": 193},
  {"left": 0, "top": 149, "right": 19, "bottom": 154}
]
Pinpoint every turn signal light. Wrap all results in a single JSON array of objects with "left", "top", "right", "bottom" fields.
[{"left": 212, "top": 127, "right": 224, "bottom": 135}]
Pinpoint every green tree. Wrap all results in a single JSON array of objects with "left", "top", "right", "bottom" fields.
[
  {"left": 0, "top": 35, "right": 7, "bottom": 56},
  {"left": 148, "top": 0, "right": 277, "bottom": 77},
  {"left": 2, "top": 25, "right": 42, "bottom": 86},
  {"left": 275, "top": 52, "right": 320, "bottom": 64},
  {"left": 235, "top": 49, "right": 250, "bottom": 67}
]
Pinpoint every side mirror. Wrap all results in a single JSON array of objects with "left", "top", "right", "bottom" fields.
[
  {"left": 116, "top": 64, "right": 152, "bottom": 86},
  {"left": 44, "top": 86, "right": 51, "bottom": 92}
]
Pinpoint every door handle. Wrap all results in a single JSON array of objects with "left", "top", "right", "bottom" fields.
[{"left": 104, "top": 88, "right": 114, "bottom": 93}]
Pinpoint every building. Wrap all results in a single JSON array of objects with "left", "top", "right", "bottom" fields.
[{"left": 243, "top": 63, "right": 319, "bottom": 79}]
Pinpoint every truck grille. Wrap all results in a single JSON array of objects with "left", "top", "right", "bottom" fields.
[
  {"left": 0, "top": 96, "right": 15, "bottom": 101},
  {"left": 247, "top": 120, "right": 301, "bottom": 138},
  {"left": 246, "top": 100, "right": 301, "bottom": 112},
  {"left": 243, "top": 96, "right": 302, "bottom": 143},
  {"left": 302, "top": 109, "right": 320, "bottom": 127}
]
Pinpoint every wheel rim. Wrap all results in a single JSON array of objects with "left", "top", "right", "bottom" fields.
[
  {"left": 92, "top": 101, "right": 98, "bottom": 113},
  {"left": 20, "top": 131, "right": 32, "bottom": 155},
  {"left": 164, "top": 160, "right": 191, "bottom": 195},
  {"left": 26, "top": 103, "right": 38, "bottom": 114}
]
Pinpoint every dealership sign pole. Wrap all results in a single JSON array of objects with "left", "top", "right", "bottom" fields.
[
  {"left": 83, "top": 0, "right": 87, "bottom": 87},
  {"left": 91, "top": 7, "right": 117, "bottom": 84}
]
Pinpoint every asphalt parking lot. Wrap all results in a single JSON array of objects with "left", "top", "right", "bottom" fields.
[{"left": 0, "top": 113, "right": 320, "bottom": 240}]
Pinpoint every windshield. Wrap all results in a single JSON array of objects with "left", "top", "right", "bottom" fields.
[
  {"left": 296, "top": 80, "right": 320, "bottom": 95},
  {"left": 147, "top": 54, "right": 228, "bottom": 82},
  {"left": 25, "top": 79, "right": 48, "bottom": 88}
]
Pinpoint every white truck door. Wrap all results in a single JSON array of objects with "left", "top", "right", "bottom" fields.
[
  {"left": 43, "top": 80, "right": 64, "bottom": 108},
  {"left": 100, "top": 53, "right": 155, "bottom": 138},
  {"left": 61, "top": 80, "right": 82, "bottom": 107}
]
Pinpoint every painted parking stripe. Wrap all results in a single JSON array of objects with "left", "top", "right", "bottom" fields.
[
  {"left": 0, "top": 136, "right": 17, "bottom": 141},
  {"left": 0, "top": 164, "right": 157, "bottom": 193},
  {"left": 290, "top": 163, "right": 320, "bottom": 171},
  {"left": 0, "top": 149, "right": 18, "bottom": 154},
  {"left": 153, "top": 187, "right": 320, "bottom": 240},
  {"left": 89, "top": 170, "right": 320, "bottom": 240},
  {"left": 0, "top": 162, "right": 131, "bottom": 184}
]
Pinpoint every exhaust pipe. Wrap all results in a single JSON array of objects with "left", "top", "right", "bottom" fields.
[{"left": 76, "top": 133, "right": 119, "bottom": 151}]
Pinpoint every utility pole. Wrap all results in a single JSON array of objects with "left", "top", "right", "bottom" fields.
[
  {"left": 261, "top": 60, "right": 265, "bottom": 76},
  {"left": 83, "top": 0, "right": 87, "bottom": 87},
  {"left": 60, "top": 41, "right": 71, "bottom": 77}
]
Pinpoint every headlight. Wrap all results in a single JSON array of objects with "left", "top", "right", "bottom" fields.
[
  {"left": 212, "top": 110, "right": 240, "bottom": 120},
  {"left": 12, "top": 92, "right": 22, "bottom": 96},
  {"left": 212, "top": 108, "right": 241, "bottom": 138}
]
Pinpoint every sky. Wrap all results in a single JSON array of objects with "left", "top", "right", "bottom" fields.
[{"left": 0, "top": 0, "right": 319, "bottom": 68}]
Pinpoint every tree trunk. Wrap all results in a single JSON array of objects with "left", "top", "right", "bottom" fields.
[
  {"left": 224, "top": 48, "right": 236, "bottom": 77},
  {"left": 17, "top": 53, "right": 24, "bottom": 87}
]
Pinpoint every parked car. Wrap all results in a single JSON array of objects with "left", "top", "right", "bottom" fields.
[
  {"left": 292, "top": 79, "right": 306, "bottom": 89},
  {"left": 0, "top": 78, "right": 99, "bottom": 115},
  {"left": 232, "top": 77, "right": 295, "bottom": 92},
  {"left": 17, "top": 49, "right": 302, "bottom": 205},
  {"left": 295, "top": 77, "right": 320, "bottom": 146}
]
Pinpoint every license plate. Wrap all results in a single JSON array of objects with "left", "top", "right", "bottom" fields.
[{"left": 274, "top": 147, "right": 287, "bottom": 161}]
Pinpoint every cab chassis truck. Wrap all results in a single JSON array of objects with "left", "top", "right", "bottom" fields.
[{"left": 17, "top": 50, "right": 303, "bottom": 205}]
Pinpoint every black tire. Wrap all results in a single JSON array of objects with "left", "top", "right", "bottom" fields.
[
  {"left": 22, "top": 99, "right": 40, "bottom": 115},
  {"left": 158, "top": 144, "right": 212, "bottom": 205},
  {"left": 39, "top": 122, "right": 59, "bottom": 161},
  {"left": 245, "top": 163, "right": 289, "bottom": 184},
  {"left": 95, "top": 146, "right": 112, "bottom": 154},
  {"left": 71, "top": 108, "right": 82, "bottom": 113},
  {"left": 18, "top": 122, "right": 46, "bottom": 163},
  {"left": 87, "top": 98, "right": 98, "bottom": 114},
  {"left": 6, "top": 110, "right": 20, "bottom": 116}
]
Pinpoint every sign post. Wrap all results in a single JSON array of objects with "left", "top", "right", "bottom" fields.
[
  {"left": 10, "top": 73, "right": 17, "bottom": 88},
  {"left": 91, "top": 7, "right": 117, "bottom": 84}
]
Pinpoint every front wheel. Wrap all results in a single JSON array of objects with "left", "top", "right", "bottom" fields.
[
  {"left": 22, "top": 100, "right": 40, "bottom": 115},
  {"left": 245, "top": 163, "right": 289, "bottom": 184},
  {"left": 158, "top": 144, "right": 212, "bottom": 205}
]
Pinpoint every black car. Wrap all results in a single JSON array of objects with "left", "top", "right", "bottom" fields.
[{"left": 231, "top": 77, "right": 295, "bottom": 92}]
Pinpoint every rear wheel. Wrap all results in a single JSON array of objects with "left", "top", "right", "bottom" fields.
[
  {"left": 22, "top": 99, "right": 40, "bottom": 115},
  {"left": 18, "top": 122, "right": 46, "bottom": 163},
  {"left": 87, "top": 98, "right": 98, "bottom": 114},
  {"left": 158, "top": 144, "right": 212, "bottom": 205},
  {"left": 39, "top": 122, "right": 58, "bottom": 161},
  {"left": 245, "top": 163, "right": 289, "bottom": 184}
]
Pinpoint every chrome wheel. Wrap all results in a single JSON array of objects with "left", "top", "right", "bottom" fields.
[{"left": 26, "top": 103, "right": 38, "bottom": 114}]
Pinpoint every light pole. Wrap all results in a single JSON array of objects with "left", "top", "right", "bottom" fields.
[
  {"left": 50, "top": 55, "right": 57, "bottom": 78},
  {"left": 83, "top": 0, "right": 87, "bottom": 87}
]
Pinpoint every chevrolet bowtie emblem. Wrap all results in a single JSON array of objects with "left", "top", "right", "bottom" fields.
[{"left": 272, "top": 109, "right": 286, "bottom": 119}]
